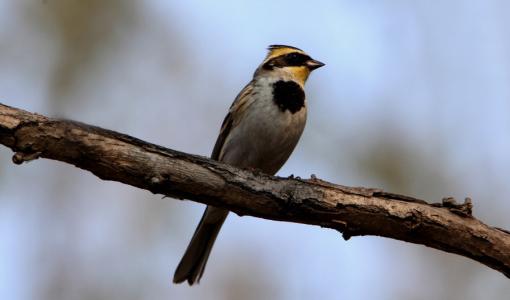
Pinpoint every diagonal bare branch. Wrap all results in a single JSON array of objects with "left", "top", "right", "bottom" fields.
[{"left": 1, "top": 102, "right": 509, "bottom": 278}]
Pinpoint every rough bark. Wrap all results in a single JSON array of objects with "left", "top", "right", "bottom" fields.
[{"left": 0, "top": 103, "right": 509, "bottom": 278}]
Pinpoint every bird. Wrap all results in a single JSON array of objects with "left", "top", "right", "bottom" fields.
[{"left": 173, "top": 45, "right": 324, "bottom": 285}]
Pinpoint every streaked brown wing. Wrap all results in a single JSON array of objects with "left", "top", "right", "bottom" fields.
[
  {"left": 210, "top": 112, "right": 233, "bottom": 160},
  {"left": 210, "top": 82, "right": 255, "bottom": 161}
]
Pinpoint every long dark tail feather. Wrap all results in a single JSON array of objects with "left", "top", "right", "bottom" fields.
[{"left": 173, "top": 206, "right": 228, "bottom": 285}]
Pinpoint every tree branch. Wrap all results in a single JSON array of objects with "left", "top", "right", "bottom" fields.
[{"left": 1, "top": 102, "right": 509, "bottom": 278}]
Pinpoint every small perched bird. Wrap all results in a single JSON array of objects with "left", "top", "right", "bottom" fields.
[{"left": 173, "top": 45, "right": 324, "bottom": 285}]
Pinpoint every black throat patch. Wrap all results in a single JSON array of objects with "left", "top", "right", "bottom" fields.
[{"left": 272, "top": 80, "right": 305, "bottom": 114}]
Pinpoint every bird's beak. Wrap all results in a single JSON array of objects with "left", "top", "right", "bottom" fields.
[{"left": 306, "top": 59, "right": 325, "bottom": 70}]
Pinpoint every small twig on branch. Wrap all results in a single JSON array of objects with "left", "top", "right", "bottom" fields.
[{"left": 0, "top": 102, "right": 509, "bottom": 278}]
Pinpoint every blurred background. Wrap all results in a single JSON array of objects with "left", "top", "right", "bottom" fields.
[{"left": 1, "top": 0, "right": 509, "bottom": 299}]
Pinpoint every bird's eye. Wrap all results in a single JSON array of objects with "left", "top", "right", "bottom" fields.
[
  {"left": 288, "top": 53, "right": 299, "bottom": 60},
  {"left": 285, "top": 53, "right": 310, "bottom": 66},
  {"left": 286, "top": 53, "right": 300, "bottom": 63}
]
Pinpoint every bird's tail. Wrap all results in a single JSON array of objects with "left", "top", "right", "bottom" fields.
[{"left": 173, "top": 206, "right": 228, "bottom": 285}]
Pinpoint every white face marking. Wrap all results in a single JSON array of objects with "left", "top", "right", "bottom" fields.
[{"left": 255, "top": 66, "right": 307, "bottom": 88}]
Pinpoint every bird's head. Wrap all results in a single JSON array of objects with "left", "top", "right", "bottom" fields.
[{"left": 255, "top": 45, "right": 325, "bottom": 85}]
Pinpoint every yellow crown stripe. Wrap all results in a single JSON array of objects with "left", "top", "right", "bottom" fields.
[{"left": 265, "top": 47, "right": 305, "bottom": 61}]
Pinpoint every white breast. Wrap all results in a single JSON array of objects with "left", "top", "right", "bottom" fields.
[{"left": 220, "top": 77, "right": 307, "bottom": 175}]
